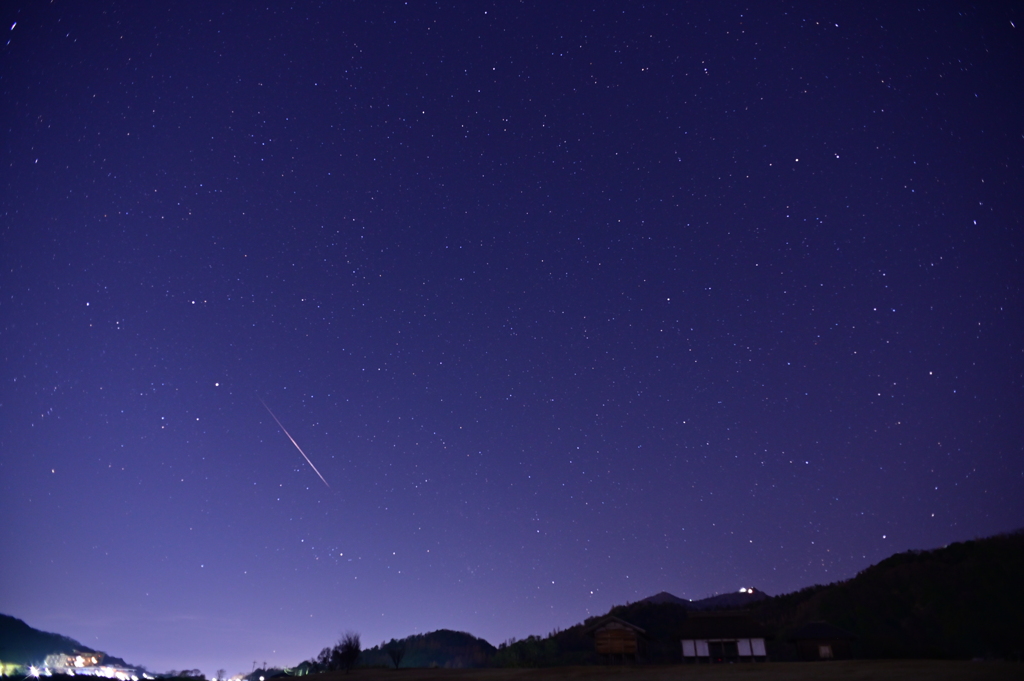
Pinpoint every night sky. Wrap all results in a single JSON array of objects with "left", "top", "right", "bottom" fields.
[{"left": 2, "top": 1, "right": 1021, "bottom": 676}]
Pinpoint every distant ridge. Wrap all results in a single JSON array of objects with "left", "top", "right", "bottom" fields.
[
  {"left": 640, "top": 587, "right": 768, "bottom": 610},
  {"left": 639, "top": 591, "right": 689, "bottom": 606},
  {"left": 689, "top": 587, "right": 769, "bottom": 610}
]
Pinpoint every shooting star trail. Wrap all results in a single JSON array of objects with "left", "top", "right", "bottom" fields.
[{"left": 259, "top": 397, "right": 330, "bottom": 488}]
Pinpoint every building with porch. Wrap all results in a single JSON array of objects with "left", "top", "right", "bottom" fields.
[{"left": 679, "top": 612, "right": 769, "bottom": 663}]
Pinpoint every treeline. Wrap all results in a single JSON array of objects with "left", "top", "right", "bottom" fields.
[{"left": 301, "top": 633, "right": 361, "bottom": 673}]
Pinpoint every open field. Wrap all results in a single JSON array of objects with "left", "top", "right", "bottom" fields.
[{"left": 316, "top": 660, "right": 1021, "bottom": 681}]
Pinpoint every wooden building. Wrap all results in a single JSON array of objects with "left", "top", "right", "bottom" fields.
[
  {"left": 790, "top": 621, "right": 856, "bottom": 660},
  {"left": 584, "top": 616, "right": 648, "bottom": 662},
  {"left": 678, "top": 612, "right": 769, "bottom": 663}
]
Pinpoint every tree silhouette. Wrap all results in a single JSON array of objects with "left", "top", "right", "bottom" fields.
[
  {"left": 315, "top": 646, "right": 331, "bottom": 672},
  {"left": 385, "top": 641, "right": 405, "bottom": 669},
  {"left": 333, "top": 632, "right": 360, "bottom": 673}
]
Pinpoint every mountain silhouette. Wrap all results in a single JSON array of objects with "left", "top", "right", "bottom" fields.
[{"left": 640, "top": 588, "right": 769, "bottom": 610}]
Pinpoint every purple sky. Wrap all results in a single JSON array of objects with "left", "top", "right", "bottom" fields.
[{"left": 2, "top": 1, "right": 1021, "bottom": 676}]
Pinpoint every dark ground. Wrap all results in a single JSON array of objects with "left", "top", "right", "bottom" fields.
[{"left": 313, "top": 660, "right": 1021, "bottom": 681}]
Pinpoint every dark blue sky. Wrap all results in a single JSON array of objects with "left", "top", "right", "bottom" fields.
[{"left": 2, "top": 1, "right": 1021, "bottom": 676}]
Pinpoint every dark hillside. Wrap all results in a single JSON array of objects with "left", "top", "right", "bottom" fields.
[
  {"left": 0, "top": 614, "right": 137, "bottom": 671},
  {"left": 752, "top": 530, "right": 1024, "bottom": 659},
  {"left": 360, "top": 630, "right": 495, "bottom": 669},
  {"left": 0, "top": 614, "right": 96, "bottom": 666}
]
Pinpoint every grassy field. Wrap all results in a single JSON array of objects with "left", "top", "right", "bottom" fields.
[{"left": 317, "top": 660, "right": 1021, "bottom": 681}]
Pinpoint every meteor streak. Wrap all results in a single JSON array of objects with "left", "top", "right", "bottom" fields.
[{"left": 259, "top": 397, "right": 330, "bottom": 488}]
